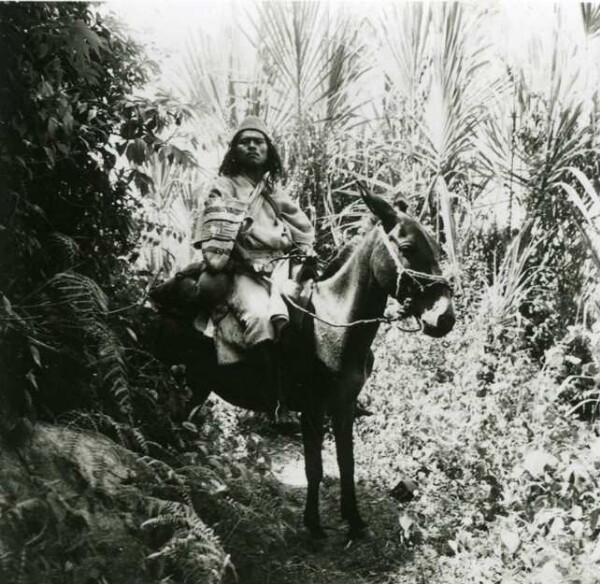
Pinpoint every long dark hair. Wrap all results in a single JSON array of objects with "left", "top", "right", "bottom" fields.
[{"left": 218, "top": 133, "right": 283, "bottom": 183}]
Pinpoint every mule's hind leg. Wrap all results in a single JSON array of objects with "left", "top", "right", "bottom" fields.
[
  {"left": 301, "top": 406, "right": 326, "bottom": 539},
  {"left": 332, "top": 404, "right": 367, "bottom": 539},
  {"left": 184, "top": 340, "right": 217, "bottom": 409}
]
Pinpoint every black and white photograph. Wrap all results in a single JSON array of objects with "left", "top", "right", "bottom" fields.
[{"left": 0, "top": 1, "right": 599, "bottom": 583}]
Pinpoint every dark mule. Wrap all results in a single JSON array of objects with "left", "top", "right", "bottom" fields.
[{"left": 150, "top": 188, "right": 455, "bottom": 540}]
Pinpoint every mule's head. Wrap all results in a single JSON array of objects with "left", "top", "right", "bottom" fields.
[{"left": 359, "top": 184, "right": 455, "bottom": 338}]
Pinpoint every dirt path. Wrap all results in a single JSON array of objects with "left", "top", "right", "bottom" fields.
[{"left": 255, "top": 431, "right": 412, "bottom": 584}]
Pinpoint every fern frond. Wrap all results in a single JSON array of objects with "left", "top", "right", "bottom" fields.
[
  {"left": 61, "top": 412, "right": 149, "bottom": 454},
  {"left": 141, "top": 513, "right": 187, "bottom": 531},
  {"left": 47, "top": 271, "right": 108, "bottom": 318},
  {"left": 48, "top": 233, "right": 80, "bottom": 270},
  {"left": 144, "top": 497, "right": 186, "bottom": 518},
  {"left": 90, "top": 323, "right": 131, "bottom": 416},
  {"left": 142, "top": 500, "right": 226, "bottom": 584}
]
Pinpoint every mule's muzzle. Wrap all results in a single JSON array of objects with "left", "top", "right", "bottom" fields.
[
  {"left": 420, "top": 295, "right": 455, "bottom": 338},
  {"left": 422, "top": 311, "right": 455, "bottom": 337}
]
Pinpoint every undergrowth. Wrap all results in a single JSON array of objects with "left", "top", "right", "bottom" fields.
[
  {"left": 172, "top": 311, "right": 600, "bottom": 584},
  {"left": 353, "top": 319, "right": 599, "bottom": 584},
  {"left": 1, "top": 304, "right": 598, "bottom": 584}
]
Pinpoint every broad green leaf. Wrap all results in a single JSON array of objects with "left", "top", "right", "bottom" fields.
[
  {"left": 522, "top": 449, "right": 558, "bottom": 477},
  {"left": 398, "top": 513, "right": 413, "bottom": 538},
  {"left": 29, "top": 345, "right": 42, "bottom": 368},
  {"left": 126, "top": 139, "right": 149, "bottom": 165},
  {"left": 43, "top": 146, "right": 56, "bottom": 167},
  {"left": 533, "top": 562, "right": 562, "bottom": 584},
  {"left": 126, "top": 327, "right": 138, "bottom": 342},
  {"left": 2, "top": 295, "right": 13, "bottom": 315},
  {"left": 25, "top": 371, "right": 38, "bottom": 391},
  {"left": 500, "top": 528, "right": 520, "bottom": 553}
]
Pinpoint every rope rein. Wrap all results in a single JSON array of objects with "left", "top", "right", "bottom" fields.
[{"left": 282, "top": 293, "right": 422, "bottom": 331}]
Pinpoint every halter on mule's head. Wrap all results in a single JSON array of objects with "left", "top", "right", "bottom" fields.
[{"left": 358, "top": 184, "right": 455, "bottom": 338}]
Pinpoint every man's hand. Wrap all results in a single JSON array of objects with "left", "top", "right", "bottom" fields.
[{"left": 297, "top": 253, "right": 319, "bottom": 283}]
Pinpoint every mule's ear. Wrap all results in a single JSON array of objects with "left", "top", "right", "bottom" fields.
[{"left": 356, "top": 181, "right": 399, "bottom": 232}]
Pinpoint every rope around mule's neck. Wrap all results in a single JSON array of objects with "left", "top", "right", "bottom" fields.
[{"left": 281, "top": 292, "right": 422, "bottom": 331}]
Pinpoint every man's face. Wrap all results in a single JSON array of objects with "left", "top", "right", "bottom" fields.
[{"left": 234, "top": 130, "right": 268, "bottom": 170}]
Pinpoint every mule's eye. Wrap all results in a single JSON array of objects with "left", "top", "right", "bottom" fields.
[{"left": 389, "top": 234, "right": 409, "bottom": 250}]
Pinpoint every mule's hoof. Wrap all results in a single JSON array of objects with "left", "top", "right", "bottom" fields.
[
  {"left": 347, "top": 523, "right": 369, "bottom": 541},
  {"left": 307, "top": 525, "right": 328, "bottom": 540},
  {"left": 307, "top": 534, "right": 327, "bottom": 552},
  {"left": 355, "top": 403, "right": 374, "bottom": 417}
]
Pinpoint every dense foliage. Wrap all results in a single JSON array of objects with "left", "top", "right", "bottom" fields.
[
  {"left": 182, "top": 315, "right": 598, "bottom": 584},
  {"left": 0, "top": 4, "right": 225, "bottom": 583},
  {"left": 0, "top": 2, "right": 598, "bottom": 584},
  {"left": 0, "top": 3, "right": 194, "bottom": 425}
]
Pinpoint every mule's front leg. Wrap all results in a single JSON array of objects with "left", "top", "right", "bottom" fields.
[
  {"left": 301, "top": 407, "right": 326, "bottom": 539},
  {"left": 332, "top": 404, "right": 367, "bottom": 539}
]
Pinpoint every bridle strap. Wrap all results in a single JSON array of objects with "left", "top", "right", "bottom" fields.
[
  {"left": 377, "top": 225, "right": 451, "bottom": 296},
  {"left": 378, "top": 225, "right": 406, "bottom": 298}
]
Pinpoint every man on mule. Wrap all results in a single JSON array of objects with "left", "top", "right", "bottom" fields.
[{"left": 192, "top": 116, "right": 315, "bottom": 419}]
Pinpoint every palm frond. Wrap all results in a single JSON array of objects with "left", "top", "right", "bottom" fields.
[
  {"left": 559, "top": 168, "right": 600, "bottom": 270},
  {"left": 435, "top": 176, "right": 461, "bottom": 289},
  {"left": 251, "top": 2, "right": 370, "bottom": 133},
  {"left": 177, "top": 25, "right": 246, "bottom": 150},
  {"left": 377, "top": 3, "right": 432, "bottom": 110},
  {"left": 480, "top": 222, "right": 543, "bottom": 338},
  {"left": 581, "top": 3, "right": 600, "bottom": 37},
  {"left": 419, "top": 5, "right": 501, "bottom": 177},
  {"left": 136, "top": 155, "right": 207, "bottom": 273}
]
